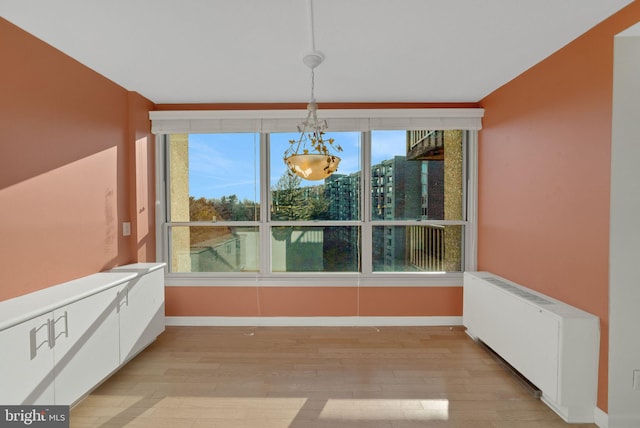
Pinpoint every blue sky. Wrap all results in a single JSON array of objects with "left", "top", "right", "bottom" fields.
[{"left": 188, "top": 130, "right": 406, "bottom": 202}]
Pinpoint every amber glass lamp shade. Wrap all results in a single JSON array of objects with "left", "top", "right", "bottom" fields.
[{"left": 284, "top": 154, "right": 341, "bottom": 181}]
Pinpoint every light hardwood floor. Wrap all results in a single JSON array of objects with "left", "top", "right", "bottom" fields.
[{"left": 70, "top": 326, "right": 598, "bottom": 427}]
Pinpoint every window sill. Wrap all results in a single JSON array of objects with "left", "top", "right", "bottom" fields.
[{"left": 164, "top": 272, "right": 463, "bottom": 287}]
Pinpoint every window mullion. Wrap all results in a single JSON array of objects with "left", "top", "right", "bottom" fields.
[
  {"left": 361, "top": 131, "right": 373, "bottom": 275},
  {"left": 260, "top": 132, "right": 271, "bottom": 274},
  {"left": 369, "top": 220, "right": 466, "bottom": 226},
  {"left": 157, "top": 135, "right": 170, "bottom": 272},
  {"left": 464, "top": 130, "right": 478, "bottom": 271}
]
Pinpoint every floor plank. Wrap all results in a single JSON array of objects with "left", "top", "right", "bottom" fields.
[{"left": 70, "top": 326, "right": 598, "bottom": 427}]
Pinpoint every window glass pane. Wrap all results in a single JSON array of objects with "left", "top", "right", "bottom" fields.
[
  {"left": 371, "top": 130, "right": 463, "bottom": 221},
  {"left": 169, "top": 226, "right": 259, "bottom": 273},
  {"left": 372, "top": 225, "right": 463, "bottom": 272},
  {"left": 270, "top": 132, "right": 361, "bottom": 221},
  {"left": 271, "top": 226, "right": 360, "bottom": 272},
  {"left": 169, "top": 133, "right": 260, "bottom": 222}
]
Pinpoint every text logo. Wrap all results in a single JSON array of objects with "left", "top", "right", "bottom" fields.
[{"left": 0, "top": 406, "right": 68, "bottom": 428}]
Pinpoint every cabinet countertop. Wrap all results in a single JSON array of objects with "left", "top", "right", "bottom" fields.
[{"left": 0, "top": 263, "right": 166, "bottom": 332}]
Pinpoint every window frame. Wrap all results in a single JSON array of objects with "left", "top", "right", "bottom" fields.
[{"left": 153, "top": 109, "right": 481, "bottom": 287}]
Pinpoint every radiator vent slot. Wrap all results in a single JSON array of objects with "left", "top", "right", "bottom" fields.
[{"left": 484, "top": 277, "right": 553, "bottom": 305}]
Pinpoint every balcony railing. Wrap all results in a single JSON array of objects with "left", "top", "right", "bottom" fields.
[
  {"left": 406, "top": 130, "right": 445, "bottom": 161},
  {"left": 407, "top": 224, "right": 445, "bottom": 271}
]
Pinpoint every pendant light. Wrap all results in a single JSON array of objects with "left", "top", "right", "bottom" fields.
[{"left": 283, "top": 0, "right": 342, "bottom": 181}]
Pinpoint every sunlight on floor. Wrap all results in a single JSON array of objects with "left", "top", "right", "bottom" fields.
[
  {"left": 75, "top": 396, "right": 451, "bottom": 426},
  {"left": 148, "top": 396, "right": 307, "bottom": 421},
  {"left": 72, "top": 395, "right": 310, "bottom": 427},
  {"left": 319, "top": 398, "right": 449, "bottom": 421}
]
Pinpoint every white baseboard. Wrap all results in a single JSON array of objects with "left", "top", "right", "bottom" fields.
[
  {"left": 594, "top": 407, "right": 608, "bottom": 428},
  {"left": 165, "top": 316, "right": 463, "bottom": 327}
]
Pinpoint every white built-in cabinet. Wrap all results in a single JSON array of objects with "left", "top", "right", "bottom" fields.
[
  {"left": 0, "top": 263, "right": 165, "bottom": 406},
  {"left": 0, "top": 312, "right": 56, "bottom": 404},
  {"left": 110, "top": 264, "right": 166, "bottom": 364},
  {"left": 53, "top": 285, "right": 122, "bottom": 405}
]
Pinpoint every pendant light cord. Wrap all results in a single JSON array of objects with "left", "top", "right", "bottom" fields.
[
  {"left": 308, "top": 0, "right": 317, "bottom": 102},
  {"left": 308, "top": 0, "right": 316, "bottom": 53}
]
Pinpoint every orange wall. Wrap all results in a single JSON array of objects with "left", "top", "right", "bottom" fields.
[
  {"left": 165, "top": 286, "right": 463, "bottom": 317},
  {"left": 128, "top": 93, "right": 157, "bottom": 262},
  {"left": 0, "top": 18, "right": 156, "bottom": 301},
  {"left": 478, "top": 2, "right": 640, "bottom": 412}
]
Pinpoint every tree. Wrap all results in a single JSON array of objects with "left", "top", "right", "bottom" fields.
[
  {"left": 189, "top": 197, "right": 219, "bottom": 221},
  {"left": 271, "top": 173, "right": 329, "bottom": 221},
  {"left": 187, "top": 194, "right": 258, "bottom": 222},
  {"left": 272, "top": 174, "right": 305, "bottom": 221}
]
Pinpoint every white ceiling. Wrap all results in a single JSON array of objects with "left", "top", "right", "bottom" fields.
[{"left": 0, "top": 0, "right": 633, "bottom": 104}]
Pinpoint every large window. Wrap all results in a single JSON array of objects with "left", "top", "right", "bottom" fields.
[
  {"left": 153, "top": 109, "right": 480, "bottom": 285},
  {"left": 166, "top": 133, "right": 261, "bottom": 273},
  {"left": 270, "top": 132, "right": 362, "bottom": 273}
]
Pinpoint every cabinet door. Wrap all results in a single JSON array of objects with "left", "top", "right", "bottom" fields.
[
  {"left": 0, "top": 312, "right": 55, "bottom": 404},
  {"left": 52, "top": 287, "right": 121, "bottom": 405},
  {"left": 119, "top": 269, "right": 165, "bottom": 363}
]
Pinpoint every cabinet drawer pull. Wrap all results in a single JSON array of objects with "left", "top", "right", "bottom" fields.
[
  {"left": 117, "top": 288, "right": 129, "bottom": 313},
  {"left": 29, "top": 319, "right": 52, "bottom": 360},
  {"left": 51, "top": 311, "right": 69, "bottom": 347}
]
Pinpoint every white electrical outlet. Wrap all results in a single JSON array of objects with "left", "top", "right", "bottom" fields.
[
  {"left": 122, "top": 222, "right": 131, "bottom": 237},
  {"left": 633, "top": 370, "right": 640, "bottom": 390}
]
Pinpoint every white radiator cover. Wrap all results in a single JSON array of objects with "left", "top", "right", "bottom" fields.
[{"left": 463, "top": 271, "right": 600, "bottom": 423}]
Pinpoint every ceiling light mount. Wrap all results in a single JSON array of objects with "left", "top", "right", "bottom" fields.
[{"left": 302, "top": 52, "right": 324, "bottom": 70}]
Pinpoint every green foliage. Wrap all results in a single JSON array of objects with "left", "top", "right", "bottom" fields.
[
  {"left": 271, "top": 172, "right": 329, "bottom": 221},
  {"left": 188, "top": 171, "right": 327, "bottom": 224}
]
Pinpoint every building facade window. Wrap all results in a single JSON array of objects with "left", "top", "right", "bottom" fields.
[{"left": 152, "top": 109, "right": 481, "bottom": 286}]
